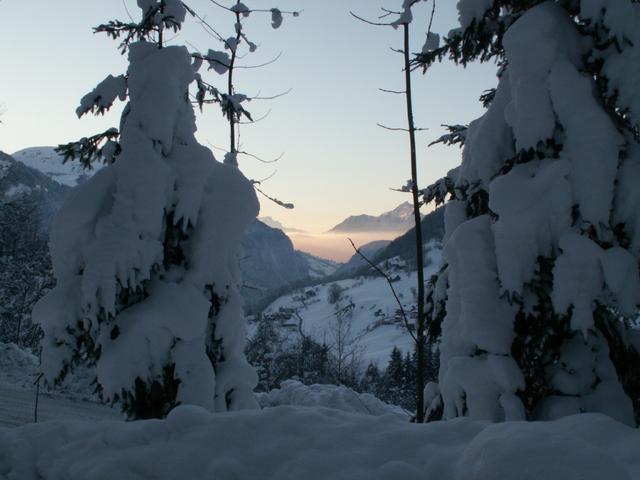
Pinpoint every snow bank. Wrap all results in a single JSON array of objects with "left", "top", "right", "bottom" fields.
[
  {"left": 0, "top": 406, "right": 637, "bottom": 480},
  {"left": 257, "top": 380, "right": 408, "bottom": 418},
  {"left": 0, "top": 342, "right": 98, "bottom": 401},
  {"left": 0, "top": 343, "right": 38, "bottom": 390}
]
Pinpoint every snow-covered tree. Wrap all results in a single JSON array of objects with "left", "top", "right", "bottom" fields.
[
  {"left": 34, "top": 0, "right": 260, "bottom": 419},
  {"left": 419, "top": 1, "right": 640, "bottom": 425}
]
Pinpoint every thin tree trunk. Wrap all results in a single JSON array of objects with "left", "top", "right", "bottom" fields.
[
  {"left": 403, "top": 22, "right": 426, "bottom": 423},
  {"left": 227, "top": 8, "right": 242, "bottom": 159}
]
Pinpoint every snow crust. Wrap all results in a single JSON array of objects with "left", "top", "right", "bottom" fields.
[
  {"left": 0, "top": 406, "right": 638, "bottom": 480},
  {"left": 257, "top": 380, "right": 408, "bottom": 418}
]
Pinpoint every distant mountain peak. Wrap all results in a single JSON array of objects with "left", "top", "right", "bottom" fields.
[{"left": 328, "top": 202, "right": 417, "bottom": 234}]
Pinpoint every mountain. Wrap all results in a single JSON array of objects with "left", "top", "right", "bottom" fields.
[
  {"left": 11, "top": 147, "right": 101, "bottom": 187},
  {"left": 0, "top": 151, "right": 69, "bottom": 228},
  {"left": 259, "top": 216, "right": 286, "bottom": 230},
  {"left": 258, "top": 216, "right": 306, "bottom": 234},
  {"left": 240, "top": 220, "right": 311, "bottom": 305},
  {"left": 373, "top": 207, "right": 445, "bottom": 265},
  {"left": 296, "top": 251, "right": 340, "bottom": 279},
  {"left": 333, "top": 240, "right": 391, "bottom": 278},
  {"left": 328, "top": 202, "right": 416, "bottom": 233},
  {"left": 240, "top": 221, "right": 341, "bottom": 309}
]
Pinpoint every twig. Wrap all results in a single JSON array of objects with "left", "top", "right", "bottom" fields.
[
  {"left": 251, "top": 169, "right": 278, "bottom": 184},
  {"left": 237, "top": 108, "right": 272, "bottom": 124},
  {"left": 238, "top": 150, "right": 283, "bottom": 164},
  {"left": 377, "top": 123, "right": 428, "bottom": 132},
  {"left": 248, "top": 88, "right": 292, "bottom": 101},
  {"left": 236, "top": 51, "right": 283, "bottom": 69},
  {"left": 254, "top": 185, "right": 294, "bottom": 209},
  {"left": 379, "top": 88, "right": 406, "bottom": 94},
  {"left": 347, "top": 238, "right": 417, "bottom": 343}
]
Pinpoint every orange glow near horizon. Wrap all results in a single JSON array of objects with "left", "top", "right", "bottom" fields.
[{"left": 287, "top": 231, "right": 405, "bottom": 263}]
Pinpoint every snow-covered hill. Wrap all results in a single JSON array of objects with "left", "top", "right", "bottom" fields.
[
  {"left": 296, "top": 250, "right": 341, "bottom": 279},
  {"left": 334, "top": 240, "right": 391, "bottom": 278},
  {"left": 328, "top": 202, "right": 416, "bottom": 233},
  {"left": 0, "top": 151, "right": 69, "bottom": 230},
  {"left": 258, "top": 243, "right": 442, "bottom": 367},
  {"left": 11, "top": 147, "right": 101, "bottom": 187}
]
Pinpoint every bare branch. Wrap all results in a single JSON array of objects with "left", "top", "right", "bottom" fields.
[
  {"left": 379, "top": 87, "right": 406, "bottom": 95},
  {"left": 377, "top": 123, "right": 428, "bottom": 132},
  {"left": 248, "top": 88, "right": 292, "bottom": 101},
  {"left": 236, "top": 51, "right": 283, "bottom": 69},
  {"left": 207, "top": 0, "right": 301, "bottom": 16},
  {"left": 350, "top": 11, "right": 395, "bottom": 27},
  {"left": 251, "top": 169, "right": 278, "bottom": 184},
  {"left": 426, "top": 0, "right": 437, "bottom": 38},
  {"left": 254, "top": 185, "right": 294, "bottom": 209},
  {"left": 238, "top": 150, "right": 283, "bottom": 164},
  {"left": 238, "top": 108, "right": 272, "bottom": 124}
]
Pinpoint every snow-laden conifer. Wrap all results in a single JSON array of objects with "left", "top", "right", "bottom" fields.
[
  {"left": 34, "top": 0, "right": 259, "bottom": 419},
  {"left": 419, "top": 1, "right": 640, "bottom": 425}
]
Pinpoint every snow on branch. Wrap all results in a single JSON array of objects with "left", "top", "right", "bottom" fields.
[
  {"left": 428, "top": 124, "right": 468, "bottom": 148},
  {"left": 76, "top": 75, "right": 127, "bottom": 118},
  {"left": 55, "top": 128, "right": 121, "bottom": 169}
]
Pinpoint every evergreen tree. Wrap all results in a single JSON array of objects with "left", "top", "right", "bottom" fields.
[
  {"left": 0, "top": 199, "right": 53, "bottom": 348},
  {"left": 34, "top": 0, "right": 259, "bottom": 419},
  {"left": 360, "top": 362, "right": 383, "bottom": 397},
  {"left": 418, "top": 1, "right": 640, "bottom": 425},
  {"left": 402, "top": 351, "right": 417, "bottom": 411},
  {"left": 381, "top": 346, "right": 405, "bottom": 406}
]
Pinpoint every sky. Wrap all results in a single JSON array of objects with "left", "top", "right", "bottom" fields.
[{"left": 0, "top": 0, "right": 497, "bottom": 260}]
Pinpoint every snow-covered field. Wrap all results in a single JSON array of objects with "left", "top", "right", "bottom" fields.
[
  {"left": 1, "top": 342, "right": 637, "bottom": 479},
  {"left": 0, "top": 343, "right": 119, "bottom": 428},
  {"left": 1, "top": 405, "right": 637, "bottom": 480},
  {"left": 260, "top": 244, "right": 442, "bottom": 366}
]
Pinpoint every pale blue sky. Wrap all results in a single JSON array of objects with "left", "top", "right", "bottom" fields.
[{"left": 0, "top": 0, "right": 497, "bottom": 236}]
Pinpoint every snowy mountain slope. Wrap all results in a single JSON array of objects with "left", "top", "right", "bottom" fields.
[
  {"left": 11, "top": 147, "right": 102, "bottom": 187},
  {"left": 328, "top": 202, "right": 416, "bottom": 233},
  {"left": 259, "top": 243, "right": 442, "bottom": 367},
  {"left": 296, "top": 250, "right": 341, "bottom": 278},
  {"left": 240, "top": 221, "right": 340, "bottom": 309},
  {"left": 334, "top": 240, "right": 391, "bottom": 278},
  {"left": 241, "top": 220, "right": 310, "bottom": 294},
  {"left": 258, "top": 216, "right": 306, "bottom": 234},
  {"left": 0, "top": 151, "right": 69, "bottom": 230},
  {"left": 374, "top": 206, "right": 445, "bottom": 264}
]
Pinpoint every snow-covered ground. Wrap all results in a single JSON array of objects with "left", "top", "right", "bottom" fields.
[
  {"left": 0, "top": 343, "right": 119, "bottom": 428},
  {"left": 0, "top": 386, "right": 119, "bottom": 428},
  {"left": 260, "top": 244, "right": 442, "bottom": 366},
  {"left": 257, "top": 380, "right": 409, "bottom": 418},
  {"left": 1, "top": 405, "right": 637, "bottom": 480}
]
